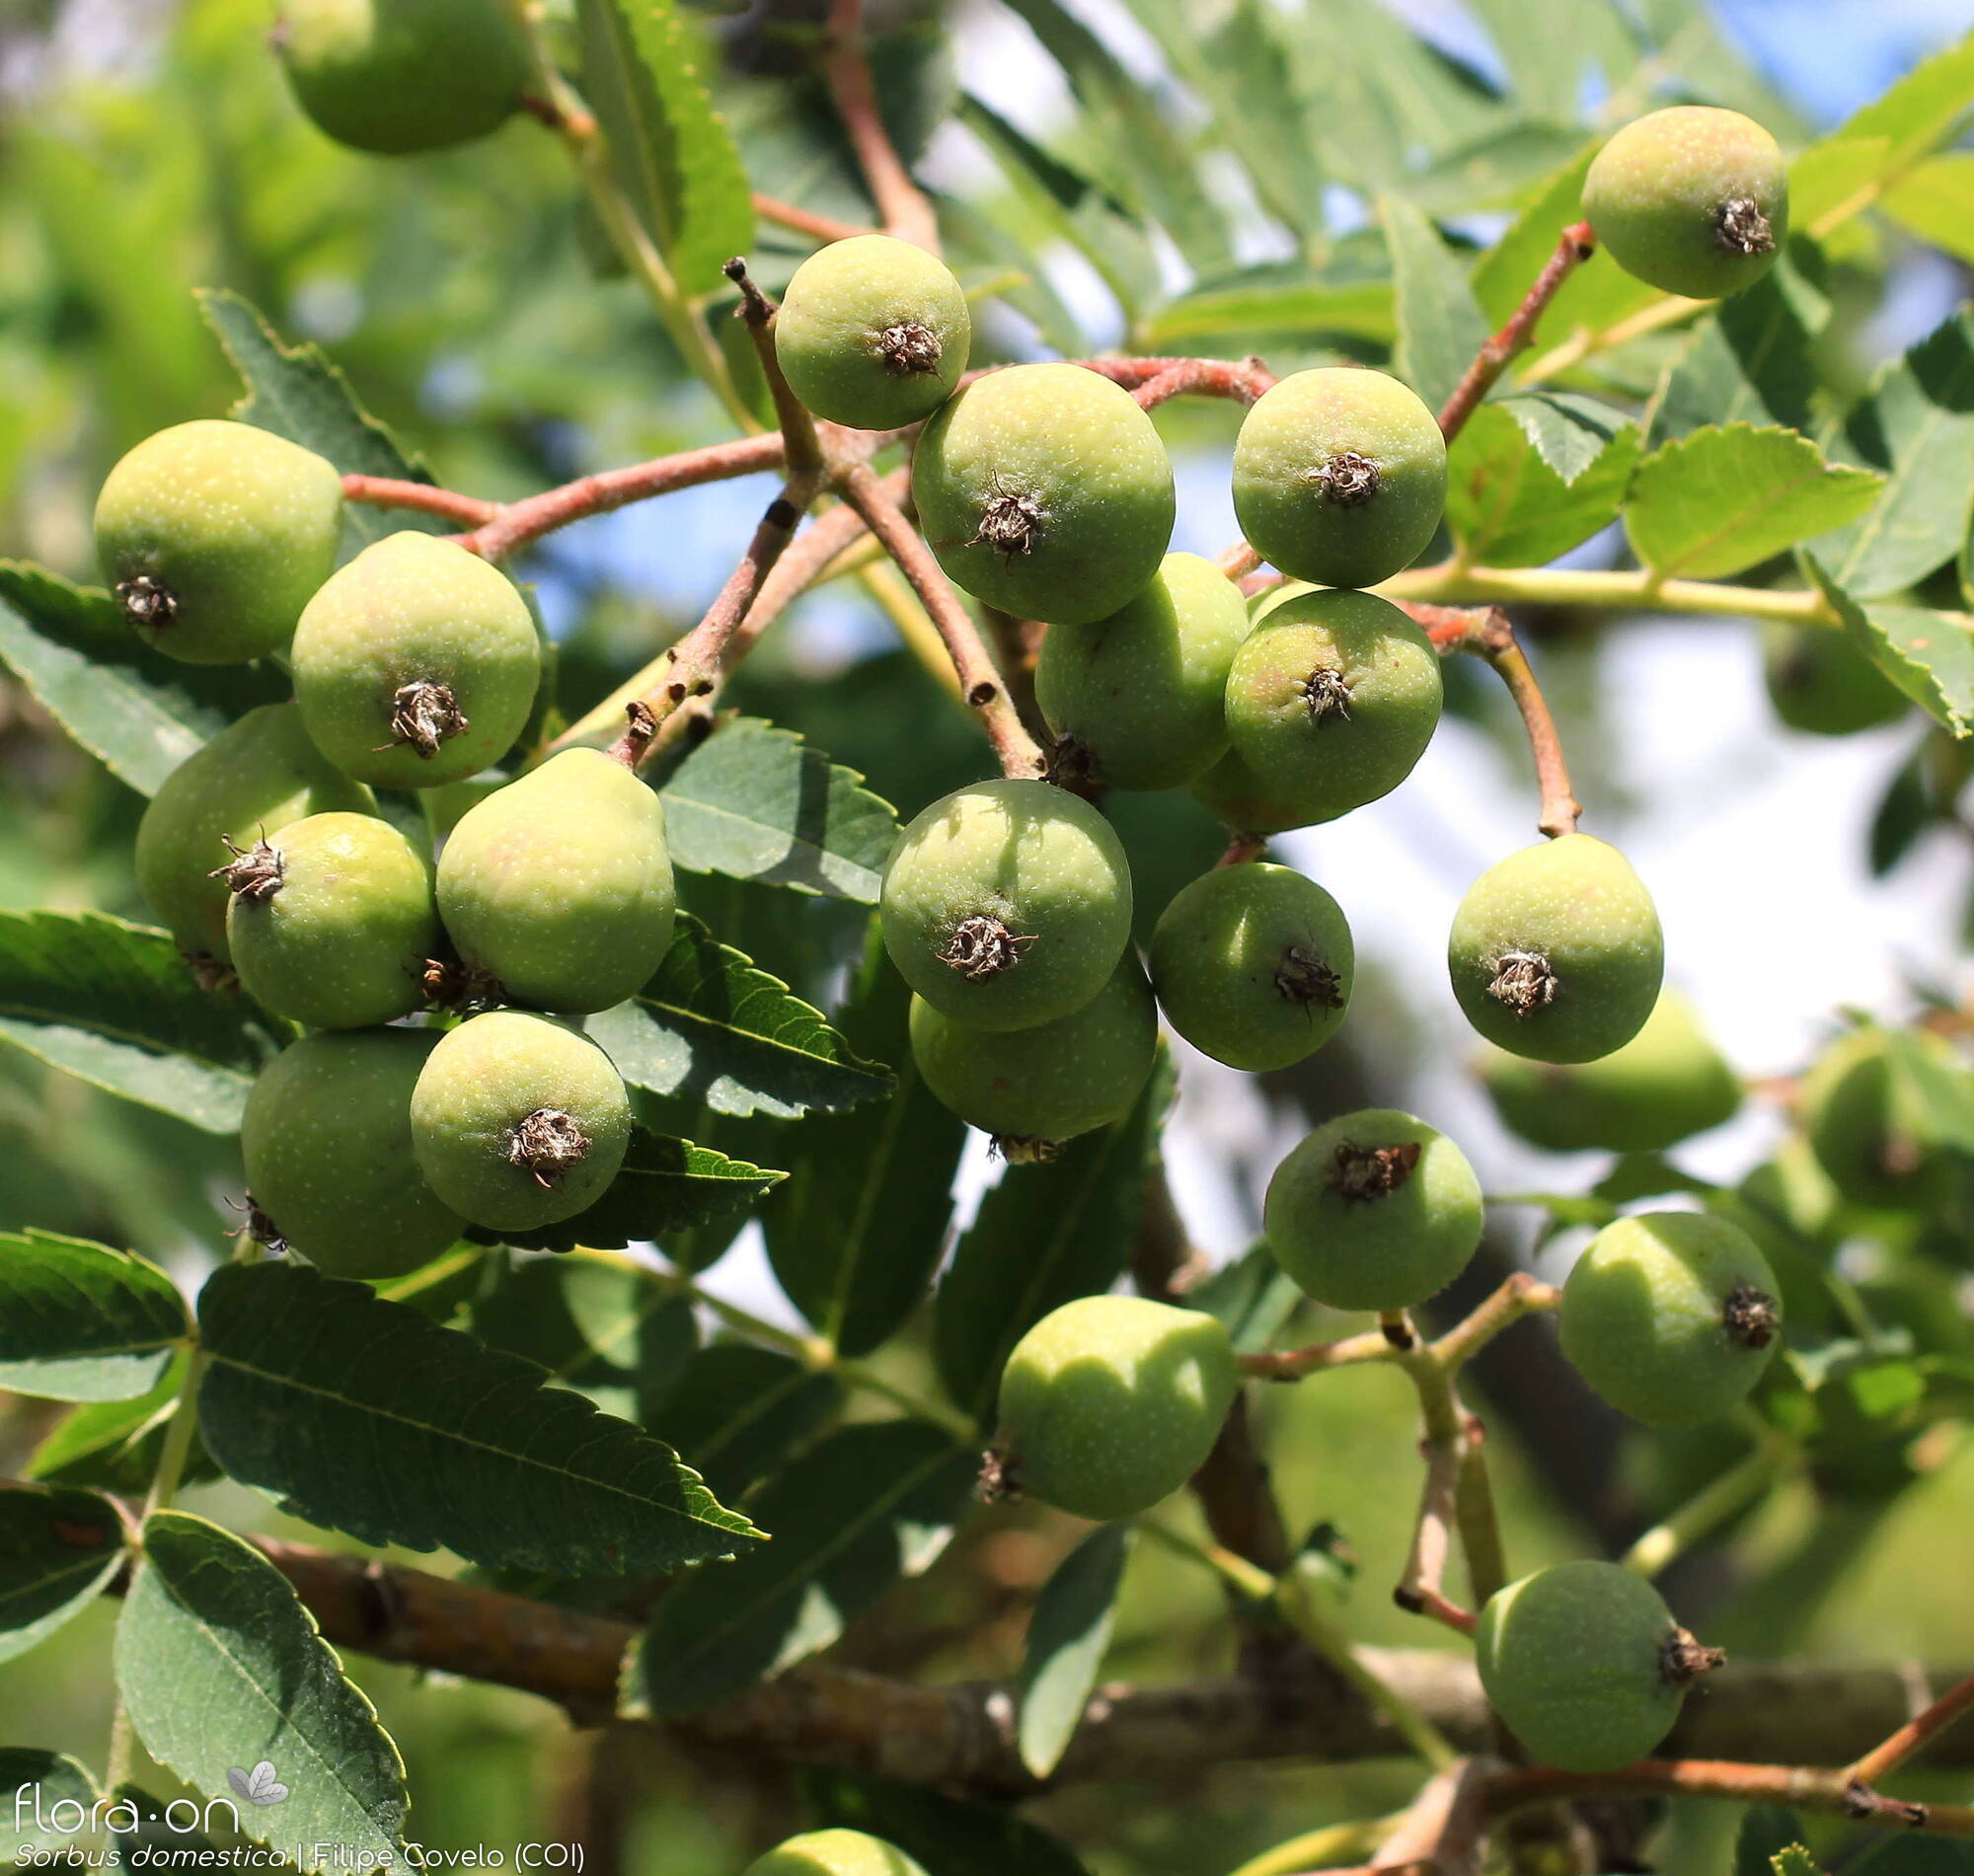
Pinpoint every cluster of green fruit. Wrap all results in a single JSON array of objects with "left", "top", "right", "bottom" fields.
[{"left": 104, "top": 421, "right": 677, "bottom": 1272}]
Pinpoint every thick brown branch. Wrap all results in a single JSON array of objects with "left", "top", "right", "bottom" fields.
[
  {"left": 824, "top": 0, "right": 940, "bottom": 253},
  {"left": 1436, "top": 222, "right": 1596, "bottom": 444}
]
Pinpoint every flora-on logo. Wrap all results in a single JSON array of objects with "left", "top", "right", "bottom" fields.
[{"left": 225, "top": 1762, "right": 289, "bottom": 1807}]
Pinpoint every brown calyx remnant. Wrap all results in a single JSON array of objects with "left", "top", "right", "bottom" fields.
[
  {"left": 209, "top": 834, "right": 284, "bottom": 903},
  {"left": 381, "top": 680, "right": 469, "bottom": 759},
  {"left": 1487, "top": 949, "right": 1558, "bottom": 1018},
  {"left": 939, "top": 913, "right": 1033, "bottom": 982},
  {"left": 1274, "top": 943, "right": 1343, "bottom": 1010},
  {"left": 1296, "top": 666, "right": 1353, "bottom": 724},
  {"left": 1722, "top": 1283, "right": 1781, "bottom": 1351},
  {"left": 1714, "top": 197, "right": 1776, "bottom": 256},
  {"left": 422, "top": 956, "right": 505, "bottom": 1014},
  {"left": 508, "top": 1108, "right": 591, "bottom": 1188},
  {"left": 181, "top": 948, "right": 239, "bottom": 996},
  {"left": 968, "top": 489, "right": 1046, "bottom": 559},
  {"left": 1328, "top": 1139, "right": 1421, "bottom": 1203},
  {"left": 1308, "top": 450, "right": 1380, "bottom": 505},
  {"left": 993, "top": 1135, "right": 1061, "bottom": 1166},
  {"left": 877, "top": 321, "right": 943, "bottom": 375},
  {"left": 116, "top": 574, "right": 179, "bottom": 632},
  {"left": 976, "top": 1448, "right": 1023, "bottom": 1504},
  {"left": 1661, "top": 1625, "right": 1727, "bottom": 1688},
  {"left": 1045, "top": 735, "right": 1099, "bottom": 792}
]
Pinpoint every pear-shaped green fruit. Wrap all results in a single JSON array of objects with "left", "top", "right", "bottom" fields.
[
  {"left": 1476, "top": 1560, "right": 1720, "bottom": 1772},
  {"left": 1149, "top": 863, "right": 1353, "bottom": 1071},
  {"left": 743, "top": 1831, "right": 927, "bottom": 1876},
  {"left": 135, "top": 702, "right": 375, "bottom": 966},
  {"left": 1232, "top": 368, "right": 1447, "bottom": 587},
  {"left": 1263, "top": 1109, "right": 1482, "bottom": 1312},
  {"left": 909, "top": 955, "right": 1157, "bottom": 1158},
  {"left": 1219, "top": 589, "right": 1443, "bottom": 829},
  {"left": 436, "top": 748, "right": 675, "bottom": 1013},
  {"left": 995, "top": 1294, "right": 1239, "bottom": 1521},
  {"left": 1560, "top": 1211, "right": 1781, "bottom": 1427},
  {"left": 241, "top": 1029, "right": 466, "bottom": 1276},
  {"left": 1480, "top": 990, "right": 1740, "bottom": 1154},
  {"left": 225, "top": 811, "right": 437, "bottom": 1029},
  {"left": 409, "top": 1011, "right": 632, "bottom": 1230},
  {"left": 95, "top": 420, "right": 343, "bottom": 664},
  {"left": 275, "top": 0, "right": 532, "bottom": 155},
  {"left": 880, "top": 779, "right": 1132, "bottom": 1032},
  {"left": 1798, "top": 1023, "right": 1960, "bottom": 1211},
  {"left": 291, "top": 531, "right": 541, "bottom": 788},
  {"left": 911, "top": 363, "right": 1175, "bottom": 625},
  {"left": 1035, "top": 553, "right": 1249, "bottom": 789},
  {"left": 1583, "top": 107, "right": 1787, "bottom": 301},
  {"left": 1448, "top": 835, "right": 1663, "bottom": 1064},
  {"left": 775, "top": 236, "right": 971, "bottom": 430},
  {"left": 1762, "top": 623, "right": 1907, "bottom": 736}
]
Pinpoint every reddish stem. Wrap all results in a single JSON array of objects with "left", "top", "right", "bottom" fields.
[
  {"left": 340, "top": 476, "right": 497, "bottom": 527},
  {"left": 1215, "top": 831, "right": 1268, "bottom": 867},
  {"left": 1083, "top": 353, "right": 1277, "bottom": 405},
  {"left": 1436, "top": 222, "right": 1596, "bottom": 443},
  {"left": 752, "top": 191, "right": 876, "bottom": 245},
  {"left": 1849, "top": 1669, "right": 1974, "bottom": 1788},
  {"left": 824, "top": 0, "right": 940, "bottom": 253}
]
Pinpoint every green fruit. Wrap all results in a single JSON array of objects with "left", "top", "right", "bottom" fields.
[
  {"left": 135, "top": 702, "right": 375, "bottom": 965},
  {"left": 1148, "top": 863, "right": 1353, "bottom": 1072},
  {"left": 409, "top": 1011, "right": 632, "bottom": 1230},
  {"left": 880, "top": 779, "right": 1132, "bottom": 1032},
  {"left": 1476, "top": 1560, "right": 1720, "bottom": 1772},
  {"left": 1035, "top": 553, "right": 1249, "bottom": 790},
  {"left": 225, "top": 811, "right": 438, "bottom": 1029},
  {"left": 1219, "top": 589, "right": 1443, "bottom": 828},
  {"left": 995, "top": 1294, "right": 1239, "bottom": 1521},
  {"left": 94, "top": 420, "right": 343, "bottom": 665},
  {"left": 1762, "top": 623, "right": 1907, "bottom": 735},
  {"left": 291, "top": 531, "right": 541, "bottom": 788},
  {"left": 275, "top": 0, "right": 532, "bottom": 155},
  {"left": 1262, "top": 1109, "right": 1482, "bottom": 1313},
  {"left": 911, "top": 363, "right": 1175, "bottom": 626},
  {"left": 909, "top": 955, "right": 1157, "bottom": 1157},
  {"left": 774, "top": 236, "right": 971, "bottom": 430},
  {"left": 1798, "top": 1024, "right": 1959, "bottom": 1210},
  {"left": 436, "top": 748, "right": 675, "bottom": 1013},
  {"left": 1559, "top": 1211, "right": 1781, "bottom": 1427},
  {"left": 1448, "top": 834, "right": 1663, "bottom": 1065},
  {"left": 1583, "top": 107, "right": 1788, "bottom": 301},
  {"left": 1479, "top": 990, "right": 1740, "bottom": 1154},
  {"left": 743, "top": 1831, "right": 926, "bottom": 1876},
  {"left": 241, "top": 1029, "right": 465, "bottom": 1276},
  {"left": 1231, "top": 368, "right": 1447, "bottom": 587}
]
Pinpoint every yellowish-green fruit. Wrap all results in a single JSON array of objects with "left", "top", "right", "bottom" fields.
[
  {"left": 1448, "top": 835, "right": 1663, "bottom": 1065},
  {"left": 1263, "top": 1109, "right": 1482, "bottom": 1313},
  {"left": 1480, "top": 990, "right": 1741, "bottom": 1154},
  {"left": 995, "top": 1295, "right": 1239, "bottom": 1521},
  {"left": 1559, "top": 1211, "right": 1781, "bottom": 1427},
  {"left": 1583, "top": 107, "right": 1788, "bottom": 300},
  {"left": 1798, "top": 1024, "right": 1960, "bottom": 1210},
  {"left": 880, "top": 779, "right": 1132, "bottom": 1032},
  {"left": 436, "top": 749, "right": 675, "bottom": 1013},
  {"left": 774, "top": 236, "right": 971, "bottom": 430},
  {"left": 241, "top": 1030, "right": 465, "bottom": 1276},
  {"left": 409, "top": 1012, "right": 631, "bottom": 1231},
  {"left": 94, "top": 420, "right": 343, "bottom": 664},
  {"left": 911, "top": 364, "right": 1175, "bottom": 625},
  {"left": 908, "top": 956, "right": 1157, "bottom": 1158},
  {"left": 1762, "top": 623, "right": 1907, "bottom": 736},
  {"left": 225, "top": 811, "right": 436, "bottom": 1029},
  {"left": 275, "top": 0, "right": 532, "bottom": 155},
  {"left": 1232, "top": 368, "right": 1447, "bottom": 587},
  {"left": 291, "top": 531, "right": 540, "bottom": 788},
  {"left": 1476, "top": 1561, "right": 1720, "bottom": 1772},
  {"left": 1148, "top": 863, "right": 1352, "bottom": 1072},
  {"left": 135, "top": 703, "right": 375, "bottom": 966},
  {"left": 1035, "top": 553, "right": 1249, "bottom": 790},
  {"left": 1220, "top": 589, "right": 1443, "bottom": 828},
  {"left": 742, "top": 1830, "right": 926, "bottom": 1876}
]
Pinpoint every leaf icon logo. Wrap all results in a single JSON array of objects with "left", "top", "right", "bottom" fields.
[{"left": 225, "top": 1763, "right": 290, "bottom": 1807}]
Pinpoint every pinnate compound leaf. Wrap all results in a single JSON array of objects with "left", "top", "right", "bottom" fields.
[
  {"left": 1446, "top": 401, "right": 1639, "bottom": 568},
  {"left": 196, "top": 1260, "right": 762, "bottom": 1572},
  {"left": 0, "top": 1483, "right": 124, "bottom": 1664},
  {"left": 0, "top": 1753, "right": 100, "bottom": 1856},
  {"left": 587, "top": 913, "right": 892, "bottom": 1119},
  {"left": 114, "top": 1511, "right": 406, "bottom": 1876},
  {"left": 1018, "top": 1524, "right": 1130, "bottom": 1778},
  {"left": 1804, "top": 556, "right": 1974, "bottom": 737},
  {"left": 1652, "top": 266, "right": 1824, "bottom": 443},
  {"left": 801, "top": 1770, "right": 1092, "bottom": 1876},
  {"left": 1883, "top": 152, "right": 1974, "bottom": 264},
  {"left": 0, "top": 1232, "right": 189, "bottom": 1402},
  {"left": 0, "top": 563, "right": 284, "bottom": 796},
  {"left": 1187, "top": 1240, "right": 1301, "bottom": 1355},
  {"left": 1137, "top": 259, "right": 1395, "bottom": 350},
  {"left": 1811, "top": 29, "right": 1974, "bottom": 206},
  {"left": 27, "top": 1355, "right": 216, "bottom": 1494},
  {"left": 658, "top": 716, "right": 899, "bottom": 903},
  {"left": 646, "top": 1344, "right": 841, "bottom": 1503},
  {"left": 1497, "top": 391, "right": 1632, "bottom": 485},
  {"left": 1380, "top": 194, "right": 1489, "bottom": 417},
  {"left": 628, "top": 1420, "right": 974, "bottom": 1719},
  {"left": 1626, "top": 425, "right": 1882, "bottom": 580}
]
